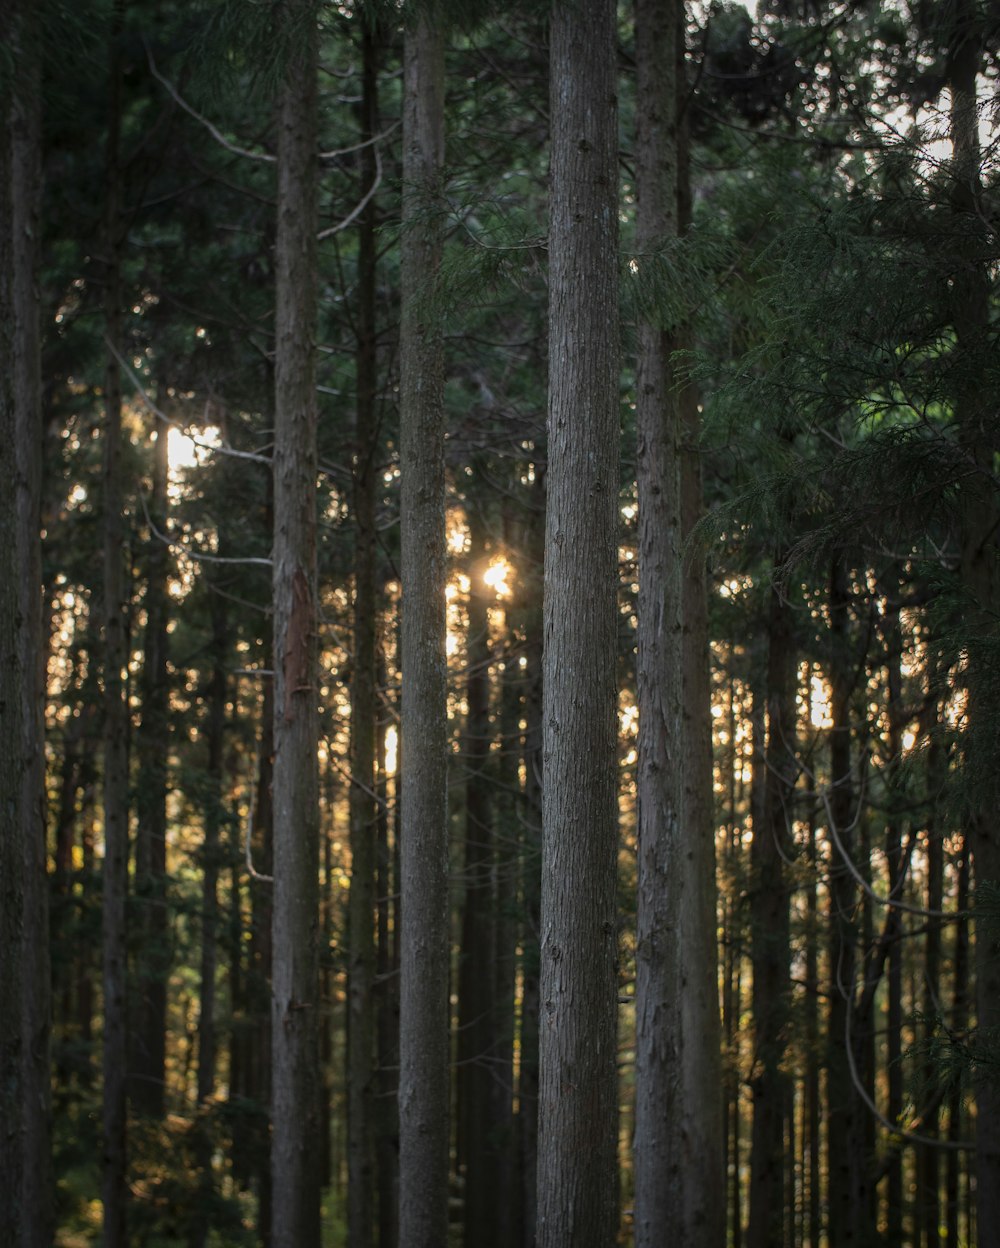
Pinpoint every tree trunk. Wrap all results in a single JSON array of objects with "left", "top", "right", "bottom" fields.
[
  {"left": 133, "top": 418, "right": 170, "bottom": 1120},
  {"left": 458, "top": 509, "right": 497, "bottom": 1248},
  {"left": 746, "top": 569, "right": 795, "bottom": 1248},
  {"left": 347, "top": 22, "right": 380, "bottom": 1247},
  {"left": 375, "top": 664, "right": 399, "bottom": 1248},
  {"left": 191, "top": 593, "right": 228, "bottom": 1248},
  {"left": 825, "top": 552, "right": 872, "bottom": 1245},
  {"left": 101, "top": 7, "right": 130, "bottom": 1238},
  {"left": 4, "top": 4, "right": 53, "bottom": 1239},
  {"left": 676, "top": 16, "right": 725, "bottom": 1234},
  {"left": 537, "top": 2, "right": 620, "bottom": 1243},
  {"left": 518, "top": 481, "right": 544, "bottom": 1248},
  {"left": 920, "top": 725, "right": 944, "bottom": 1248},
  {"left": 270, "top": 3, "right": 321, "bottom": 1242},
  {"left": 883, "top": 592, "right": 905, "bottom": 1245},
  {"left": 0, "top": 13, "right": 26, "bottom": 1237},
  {"left": 946, "top": 8, "right": 1000, "bottom": 1240},
  {"left": 632, "top": 0, "right": 684, "bottom": 1238},
  {"left": 397, "top": 15, "right": 450, "bottom": 1247}
]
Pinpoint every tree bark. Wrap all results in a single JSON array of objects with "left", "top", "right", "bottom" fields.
[
  {"left": 536, "top": 2, "right": 620, "bottom": 1243},
  {"left": 458, "top": 510, "right": 497, "bottom": 1248},
  {"left": 632, "top": 1, "right": 683, "bottom": 1238},
  {"left": 518, "top": 480, "right": 544, "bottom": 1248},
  {"left": 347, "top": 22, "right": 380, "bottom": 1247},
  {"left": 133, "top": 418, "right": 170, "bottom": 1120},
  {"left": 101, "top": 7, "right": 130, "bottom": 1239},
  {"left": 270, "top": 3, "right": 321, "bottom": 1243},
  {"left": 397, "top": 15, "right": 450, "bottom": 1247},
  {"left": 946, "top": 8, "right": 1000, "bottom": 1239},
  {"left": 746, "top": 569, "right": 795, "bottom": 1248},
  {"left": 4, "top": 5, "right": 53, "bottom": 1240},
  {"left": 191, "top": 592, "right": 228, "bottom": 1248}
]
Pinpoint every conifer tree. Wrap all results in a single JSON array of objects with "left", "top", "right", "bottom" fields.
[{"left": 537, "top": 1, "right": 620, "bottom": 1243}]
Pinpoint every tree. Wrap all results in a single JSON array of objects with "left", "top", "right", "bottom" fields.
[
  {"left": 397, "top": 12, "right": 450, "bottom": 1247},
  {"left": 536, "top": 1, "right": 621, "bottom": 1243},
  {"left": 100, "top": 7, "right": 130, "bottom": 1240},
  {"left": 633, "top": 1, "right": 724, "bottom": 1240},
  {"left": 6, "top": 2, "right": 53, "bottom": 1240},
  {"left": 270, "top": 2, "right": 322, "bottom": 1242},
  {"left": 346, "top": 17, "right": 380, "bottom": 1248}
]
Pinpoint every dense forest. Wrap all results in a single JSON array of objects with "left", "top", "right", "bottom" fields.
[{"left": 2, "top": 0, "right": 999, "bottom": 1245}]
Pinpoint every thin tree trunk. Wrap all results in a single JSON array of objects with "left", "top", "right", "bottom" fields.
[
  {"left": 805, "top": 815, "right": 821, "bottom": 1248},
  {"left": 101, "top": 6, "right": 130, "bottom": 1238},
  {"left": 518, "top": 484, "right": 544, "bottom": 1248},
  {"left": 270, "top": 3, "right": 321, "bottom": 1242},
  {"left": 746, "top": 568, "right": 795, "bottom": 1248},
  {"left": 0, "top": 13, "right": 26, "bottom": 1235},
  {"left": 397, "top": 16, "right": 450, "bottom": 1247},
  {"left": 133, "top": 417, "right": 170, "bottom": 1119},
  {"left": 6, "top": 5, "right": 53, "bottom": 1238},
  {"left": 920, "top": 725, "right": 944, "bottom": 1248},
  {"left": 883, "top": 593, "right": 904, "bottom": 1245},
  {"left": 676, "top": 15, "right": 725, "bottom": 1233},
  {"left": 825, "top": 551, "right": 871, "bottom": 1245},
  {"left": 632, "top": 0, "right": 684, "bottom": 1238},
  {"left": 347, "top": 22, "right": 380, "bottom": 1246},
  {"left": 191, "top": 593, "right": 228, "bottom": 1248},
  {"left": 946, "top": 8, "right": 1000, "bottom": 1239},
  {"left": 537, "top": 2, "right": 620, "bottom": 1242},
  {"left": 458, "top": 511, "right": 497, "bottom": 1248},
  {"left": 945, "top": 848, "right": 969, "bottom": 1248},
  {"left": 250, "top": 670, "right": 274, "bottom": 1244},
  {"left": 375, "top": 664, "right": 399, "bottom": 1248}
]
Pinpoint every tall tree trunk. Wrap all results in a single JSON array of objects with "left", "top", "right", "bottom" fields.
[
  {"left": 4, "top": 5, "right": 53, "bottom": 1239},
  {"left": 746, "top": 570, "right": 795, "bottom": 1248},
  {"left": 133, "top": 418, "right": 170, "bottom": 1119},
  {"left": 676, "top": 14, "right": 726, "bottom": 1235},
  {"left": 250, "top": 668, "right": 274, "bottom": 1244},
  {"left": 397, "top": 15, "right": 450, "bottom": 1247},
  {"left": 920, "top": 724, "right": 944, "bottom": 1248},
  {"left": 946, "top": 848, "right": 970, "bottom": 1248},
  {"left": 191, "top": 593, "right": 228, "bottom": 1248},
  {"left": 458, "top": 511, "right": 497, "bottom": 1248},
  {"left": 805, "top": 815, "right": 821, "bottom": 1248},
  {"left": 537, "top": 2, "right": 620, "bottom": 1243},
  {"left": 270, "top": 3, "right": 321, "bottom": 1242},
  {"left": 946, "top": 7, "right": 1000, "bottom": 1239},
  {"left": 825, "top": 552, "right": 871, "bottom": 1245},
  {"left": 883, "top": 592, "right": 905, "bottom": 1244},
  {"left": 101, "top": 7, "right": 130, "bottom": 1240},
  {"left": 518, "top": 482, "right": 544, "bottom": 1248},
  {"left": 374, "top": 665, "right": 399, "bottom": 1248},
  {"left": 632, "top": 0, "right": 684, "bottom": 1238},
  {"left": 347, "top": 22, "right": 380, "bottom": 1247}
]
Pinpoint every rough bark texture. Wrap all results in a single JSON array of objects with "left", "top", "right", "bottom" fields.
[
  {"left": 347, "top": 24, "right": 380, "bottom": 1247},
  {"left": 101, "top": 10, "right": 130, "bottom": 1239},
  {"left": 518, "top": 483, "right": 544, "bottom": 1248},
  {"left": 6, "top": 8, "right": 53, "bottom": 1240},
  {"left": 0, "top": 14, "right": 26, "bottom": 1238},
  {"left": 824, "top": 552, "right": 870, "bottom": 1245},
  {"left": 191, "top": 593, "right": 227, "bottom": 1248},
  {"left": 632, "top": 0, "right": 683, "bottom": 1239},
  {"left": 746, "top": 573, "right": 795, "bottom": 1248},
  {"left": 270, "top": 5, "right": 321, "bottom": 1244},
  {"left": 133, "top": 420, "right": 170, "bottom": 1120},
  {"left": 397, "top": 17, "right": 450, "bottom": 1248},
  {"left": 946, "top": 8, "right": 1000, "bottom": 1239},
  {"left": 458, "top": 513, "right": 497, "bottom": 1248},
  {"left": 676, "top": 14, "right": 726, "bottom": 1240},
  {"left": 536, "top": 3, "right": 620, "bottom": 1243}
]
